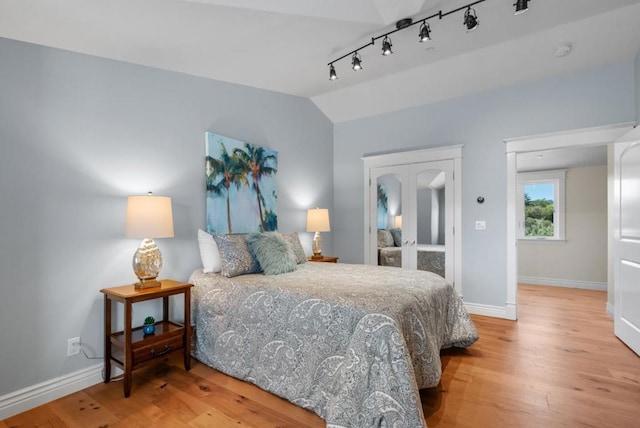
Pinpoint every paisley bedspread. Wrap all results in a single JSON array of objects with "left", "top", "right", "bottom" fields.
[
  {"left": 189, "top": 262, "right": 477, "bottom": 428},
  {"left": 378, "top": 245, "right": 445, "bottom": 277}
]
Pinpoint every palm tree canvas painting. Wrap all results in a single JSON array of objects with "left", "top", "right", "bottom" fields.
[
  {"left": 205, "top": 132, "right": 278, "bottom": 234},
  {"left": 377, "top": 184, "right": 388, "bottom": 229}
]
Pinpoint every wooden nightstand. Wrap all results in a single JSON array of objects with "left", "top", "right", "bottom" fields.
[
  {"left": 101, "top": 279, "right": 193, "bottom": 397},
  {"left": 308, "top": 256, "right": 339, "bottom": 263}
]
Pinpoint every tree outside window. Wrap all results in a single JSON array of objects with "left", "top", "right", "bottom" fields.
[{"left": 524, "top": 183, "right": 555, "bottom": 237}]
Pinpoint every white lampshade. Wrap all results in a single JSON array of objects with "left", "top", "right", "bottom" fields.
[
  {"left": 125, "top": 193, "right": 174, "bottom": 238},
  {"left": 394, "top": 215, "right": 402, "bottom": 228},
  {"left": 125, "top": 192, "right": 174, "bottom": 289},
  {"left": 306, "top": 208, "right": 330, "bottom": 232}
]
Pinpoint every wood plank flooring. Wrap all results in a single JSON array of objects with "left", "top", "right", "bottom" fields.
[{"left": 3, "top": 284, "right": 639, "bottom": 427}]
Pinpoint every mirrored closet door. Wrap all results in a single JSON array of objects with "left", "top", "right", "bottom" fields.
[{"left": 363, "top": 146, "right": 461, "bottom": 293}]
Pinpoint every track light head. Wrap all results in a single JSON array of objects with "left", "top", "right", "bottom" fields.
[
  {"left": 329, "top": 64, "right": 338, "bottom": 81},
  {"left": 381, "top": 36, "right": 393, "bottom": 56},
  {"left": 514, "top": 0, "right": 529, "bottom": 15},
  {"left": 351, "top": 52, "right": 362, "bottom": 71},
  {"left": 464, "top": 7, "right": 479, "bottom": 31},
  {"left": 419, "top": 21, "right": 431, "bottom": 42}
]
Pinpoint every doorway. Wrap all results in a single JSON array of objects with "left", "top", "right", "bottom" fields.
[
  {"left": 504, "top": 122, "right": 634, "bottom": 320},
  {"left": 516, "top": 146, "right": 609, "bottom": 293}
]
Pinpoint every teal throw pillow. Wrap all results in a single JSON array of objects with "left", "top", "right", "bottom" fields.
[
  {"left": 248, "top": 232, "right": 297, "bottom": 275},
  {"left": 390, "top": 228, "right": 402, "bottom": 247}
]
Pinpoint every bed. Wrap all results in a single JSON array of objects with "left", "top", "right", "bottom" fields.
[
  {"left": 378, "top": 244, "right": 445, "bottom": 277},
  {"left": 190, "top": 236, "right": 477, "bottom": 428},
  {"left": 377, "top": 229, "right": 445, "bottom": 276}
]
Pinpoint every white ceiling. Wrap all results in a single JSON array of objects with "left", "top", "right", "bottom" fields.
[
  {"left": 1, "top": 0, "right": 639, "bottom": 123},
  {"left": 517, "top": 145, "right": 607, "bottom": 173}
]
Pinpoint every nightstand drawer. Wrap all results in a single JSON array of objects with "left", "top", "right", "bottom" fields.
[
  {"left": 110, "top": 322, "right": 185, "bottom": 367},
  {"left": 133, "top": 334, "right": 183, "bottom": 365}
]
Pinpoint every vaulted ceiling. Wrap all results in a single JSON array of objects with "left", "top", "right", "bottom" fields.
[{"left": 1, "top": 0, "right": 639, "bottom": 122}]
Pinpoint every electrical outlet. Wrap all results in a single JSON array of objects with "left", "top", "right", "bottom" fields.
[{"left": 67, "top": 337, "right": 81, "bottom": 356}]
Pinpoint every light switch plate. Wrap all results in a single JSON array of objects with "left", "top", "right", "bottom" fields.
[{"left": 475, "top": 221, "right": 487, "bottom": 230}]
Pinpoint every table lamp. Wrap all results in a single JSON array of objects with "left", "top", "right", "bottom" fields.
[
  {"left": 306, "top": 207, "right": 330, "bottom": 260},
  {"left": 125, "top": 192, "right": 174, "bottom": 289}
]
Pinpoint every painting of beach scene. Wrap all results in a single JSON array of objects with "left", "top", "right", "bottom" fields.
[{"left": 205, "top": 132, "right": 278, "bottom": 234}]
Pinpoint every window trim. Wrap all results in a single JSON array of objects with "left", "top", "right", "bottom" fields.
[{"left": 517, "top": 169, "right": 566, "bottom": 241}]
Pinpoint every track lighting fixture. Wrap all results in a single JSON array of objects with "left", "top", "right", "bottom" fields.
[
  {"left": 419, "top": 21, "right": 431, "bottom": 42},
  {"left": 351, "top": 52, "right": 362, "bottom": 71},
  {"left": 463, "top": 7, "right": 479, "bottom": 32},
  {"left": 514, "top": 0, "right": 529, "bottom": 15},
  {"left": 381, "top": 36, "right": 393, "bottom": 56},
  {"left": 326, "top": 0, "right": 532, "bottom": 82},
  {"left": 329, "top": 63, "right": 338, "bottom": 80}
]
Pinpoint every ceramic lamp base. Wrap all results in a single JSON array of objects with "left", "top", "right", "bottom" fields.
[
  {"left": 132, "top": 238, "right": 163, "bottom": 289},
  {"left": 312, "top": 231, "right": 323, "bottom": 258}
]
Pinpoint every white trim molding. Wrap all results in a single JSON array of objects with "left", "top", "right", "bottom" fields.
[
  {"left": 606, "top": 302, "right": 614, "bottom": 318},
  {"left": 0, "top": 364, "right": 104, "bottom": 420},
  {"left": 362, "top": 144, "right": 463, "bottom": 168},
  {"left": 518, "top": 276, "right": 607, "bottom": 291},
  {"left": 503, "top": 122, "right": 635, "bottom": 153},
  {"left": 465, "top": 302, "right": 516, "bottom": 320}
]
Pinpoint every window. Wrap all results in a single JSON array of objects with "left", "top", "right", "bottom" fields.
[{"left": 517, "top": 170, "right": 565, "bottom": 240}]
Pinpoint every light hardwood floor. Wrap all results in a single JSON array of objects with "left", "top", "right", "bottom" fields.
[{"left": 3, "top": 284, "right": 639, "bottom": 427}]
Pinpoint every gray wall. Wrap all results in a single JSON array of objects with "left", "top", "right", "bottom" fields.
[
  {"left": 518, "top": 165, "right": 607, "bottom": 284},
  {"left": 334, "top": 62, "right": 635, "bottom": 307},
  {"left": 416, "top": 188, "right": 444, "bottom": 245},
  {"left": 0, "top": 38, "right": 333, "bottom": 397},
  {"left": 636, "top": 49, "right": 640, "bottom": 122},
  {"left": 416, "top": 188, "right": 433, "bottom": 243}
]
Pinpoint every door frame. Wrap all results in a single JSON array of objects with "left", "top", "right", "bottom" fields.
[
  {"left": 363, "top": 145, "right": 462, "bottom": 295},
  {"left": 504, "top": 122, "right": 634, "bottom": 321}
]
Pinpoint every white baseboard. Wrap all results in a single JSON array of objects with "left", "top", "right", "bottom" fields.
[
  {"left": 518, "top": 276, "right": 607, "bottom": 291},
  {"left": 0, "top": 363, "right": 104, "bottom": 420},
  {"left": 606, "top": 302, "right": 614, "bottom": 318},
  {"left": 465, "top": 302, "right": 516, "bottom": 320}
]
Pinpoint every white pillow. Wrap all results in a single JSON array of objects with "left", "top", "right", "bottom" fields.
[{"left": 198, "top": 229, "right": 221, "bottom": 273}]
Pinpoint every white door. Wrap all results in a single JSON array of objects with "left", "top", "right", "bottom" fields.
[
  {"left": 367, "top": 160, "right": 454, "bottom": 284},
  {"left": 363, "top": 145, "right": 463, "bottom": 294},
  {"left": 368, "top": 165, "right": 409, "bottom": 267},
  {"left": 614, "top": 129, "right": 640, "bottom": 356},
  {"left": 408, "top": 160, "right": 454, "bottom": 281}
]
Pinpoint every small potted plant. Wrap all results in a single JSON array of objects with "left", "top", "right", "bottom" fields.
[{"left": 142, "top": 316, "right": 155, "bottom": 335}]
